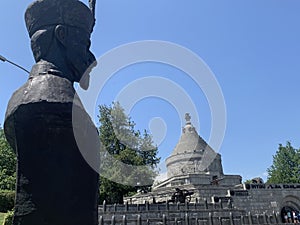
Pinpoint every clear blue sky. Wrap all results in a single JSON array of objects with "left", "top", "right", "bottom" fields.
[{"left": 1, "top": 0, "right": 300, "bottom": 182}]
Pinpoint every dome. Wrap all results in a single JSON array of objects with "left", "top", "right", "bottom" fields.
[{"left": 165, "top": 113, "right": 223, "bottom": 178}]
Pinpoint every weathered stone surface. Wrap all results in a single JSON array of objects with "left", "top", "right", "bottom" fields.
[{"left": 166, "top": 113, "right": 224, "bottom": 178}]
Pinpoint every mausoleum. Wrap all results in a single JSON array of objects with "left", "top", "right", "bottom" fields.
[
  {"left": 122, "top": 113, "right": 300, "bottom": 223},
  {"left": 157, "top": 113, "right": 241, "bottom": 189}
]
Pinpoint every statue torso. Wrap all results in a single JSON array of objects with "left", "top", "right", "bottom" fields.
[
  {"left": 4, "top": 61, "right": 99, "bottom": 224},
  {"left": 4, "top": 61, "right": 86, "bottom": 150}
]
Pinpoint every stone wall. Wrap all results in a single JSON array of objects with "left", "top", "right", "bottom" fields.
[
  {"left": 126, "top": 185, "right": 233, "bottom": 204},
  {"left": 126, "top": 183, "right": 300, "bottom": 218},
  {"left": 115, "top": 183, "right": 300, "bottom": 225},
  {"left": 98, "top": 202, "right": 283, "bottom": 225},
  {"left": 229, "top": 184, "right": 300, "bottom": 215}
]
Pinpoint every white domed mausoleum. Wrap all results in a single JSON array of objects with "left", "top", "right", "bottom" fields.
[
  {"left": 124, "top": 113, "right": 300, "bottom": 220},
  {"left": 158, "top": 113, "right": 241, "bottom": 189}
]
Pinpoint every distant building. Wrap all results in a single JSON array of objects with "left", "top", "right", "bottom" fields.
[
  {"left": 124, "top": 113, "right": 300, "bottom": 221},
  {"left": 157, "top": 113, "right": 241, "bottom": 189}
]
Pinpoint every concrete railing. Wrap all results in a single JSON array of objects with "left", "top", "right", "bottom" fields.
[
  {"left": 100, "top": 199, "right": 235, "bottom": 213},
  {"left": 98, "top": 213, "right": 283, "bottom": 225},
  {"left": 98, "top": 202, "right": 284, "bottom": 225}
]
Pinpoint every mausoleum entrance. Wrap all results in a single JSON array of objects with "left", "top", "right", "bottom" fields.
[{"left": 280, "top": 206, "right": 299, "bottom": 223}]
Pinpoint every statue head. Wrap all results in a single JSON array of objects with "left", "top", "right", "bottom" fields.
[{"left": 25, "top": 0, "right": 96, "bottom": 90}]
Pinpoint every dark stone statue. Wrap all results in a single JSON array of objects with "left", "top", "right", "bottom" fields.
[{"left": 4, "top": 0, "right": 99, "bottom": 224}]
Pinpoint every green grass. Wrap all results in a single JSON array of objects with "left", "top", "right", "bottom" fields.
[{"left": 0, "top": 212, "right": 6, "bottom": 224}]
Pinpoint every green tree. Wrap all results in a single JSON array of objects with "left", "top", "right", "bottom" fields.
[
  {"left": 243, "top": 179, "right": 253, "bottom": 184},
  {"left": 98, "top": 102, "right": 160, "bottom": 204},
  {"left": 0, "top": 127, "right": 16, "bottom": 190},
  {"left": 267, "top": 142, "right": 300, "bottom": 183}
]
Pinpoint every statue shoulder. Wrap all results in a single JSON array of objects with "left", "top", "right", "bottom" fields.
[{"left": 5, "top": 74, "right": 76, "bottom": 120}]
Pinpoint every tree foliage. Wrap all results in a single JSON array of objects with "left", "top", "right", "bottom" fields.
[
  {"left": 98, "top": 102, "right": 160, "bottom": 204},
  {"left": 0, "top": 127, "right": 16, "bottom": 190},
  {"left": 0, "top": 190, "right": 15, "bottom": 212},
  {"left": 267, "top": 142, "right": 300, "bottom": 184}
]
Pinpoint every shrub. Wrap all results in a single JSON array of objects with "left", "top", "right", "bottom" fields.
[
  {"left": 2, "top": 210, "right": 13, "bottom": 225},
  {"left": 0, "top": 191, "right": 14, "bottom": 213}
]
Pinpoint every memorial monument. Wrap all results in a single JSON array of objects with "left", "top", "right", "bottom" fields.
[
  {"left": 121, "top": 114, "right": 300, "bottom": 224},
  {"left": 4, "top": 0, "right": 99, "bottom": 224}
]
